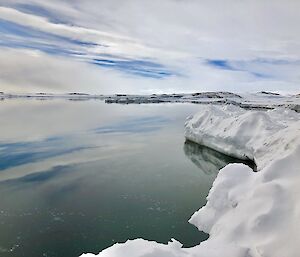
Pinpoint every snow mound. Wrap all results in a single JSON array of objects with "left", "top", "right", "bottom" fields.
[{"left": 80, "top": 105, "right": 300, "bottom": 257}]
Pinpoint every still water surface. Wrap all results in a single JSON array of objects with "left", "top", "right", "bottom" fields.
[{"left": 0, "top": 100, "right": 248, "bottom": 257}]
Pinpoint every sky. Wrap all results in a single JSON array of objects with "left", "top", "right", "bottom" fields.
[{"left": 0, "top": 0, "right": 299, "bottom": 94}]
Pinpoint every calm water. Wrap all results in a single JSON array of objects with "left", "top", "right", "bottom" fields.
[{"left": 0, "top": 100, "right": 249, "bottom": 257}]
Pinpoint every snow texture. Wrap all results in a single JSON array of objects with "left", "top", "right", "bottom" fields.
[{"left": 80, "top": 105, "right": 300, "bottom": 257}]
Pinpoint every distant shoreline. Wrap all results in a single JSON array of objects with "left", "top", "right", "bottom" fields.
[{"left": 1, "top": 91, "right": 299, "bottom": 112}]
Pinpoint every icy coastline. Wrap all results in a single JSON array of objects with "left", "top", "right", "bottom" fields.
[{"left": 80, "top": 104, "right": 300, "bottom": 257}]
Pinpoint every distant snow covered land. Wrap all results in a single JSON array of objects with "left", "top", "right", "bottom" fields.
[
  {"left": 1, "top": 91, "right": 299, "bottom": 112},
  {"left": 77, "top": 93, "right": 300, "bottom": 257}
]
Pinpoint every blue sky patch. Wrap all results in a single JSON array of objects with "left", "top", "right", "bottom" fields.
[
  {"left": 3, "top": 3, "right": 69, "bottom": 24},
  {"left": 206, "top": 59, "right": 234, "bottom": 70},
  {"left": 92, "top": 58, "right": 174, "bottom": 78},
  {"left": 0, "top": 19, "right": 100, "bottom": 48},
  {"left": 206, "top": 59, "right": 271, "bottom": 79}
]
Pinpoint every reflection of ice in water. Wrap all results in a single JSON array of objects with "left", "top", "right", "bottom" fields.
[{"left": 184, "top": 140, "right": 256, "bottom": 175}]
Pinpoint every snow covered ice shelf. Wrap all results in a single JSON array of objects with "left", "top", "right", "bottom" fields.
[{"left": 81, "top": 105, "right": 300, "bottom": 257}]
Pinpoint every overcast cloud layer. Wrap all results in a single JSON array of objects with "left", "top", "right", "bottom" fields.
[{"left": 0, "top": 0, "right": 299, "bottom": 94}]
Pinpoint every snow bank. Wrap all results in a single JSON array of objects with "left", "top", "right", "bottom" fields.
[
  {"left": 80, "top": 105, "right": 300, "bottom": 257},
  {"left": 185, "top": 105, "right": 300, "bottom": 170}
]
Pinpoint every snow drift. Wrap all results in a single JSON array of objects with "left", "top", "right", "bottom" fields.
[{"left": 80, "top": 105, "right": 300, "bottom": 257}]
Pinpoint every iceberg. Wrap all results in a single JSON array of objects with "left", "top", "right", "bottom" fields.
[{"left": 80, "top": 105, "right": 300, "bottom": 257}]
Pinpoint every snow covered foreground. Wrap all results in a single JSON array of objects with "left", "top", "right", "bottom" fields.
[{"left": 81, "top": 105, "right": 300, "bottom": 257}]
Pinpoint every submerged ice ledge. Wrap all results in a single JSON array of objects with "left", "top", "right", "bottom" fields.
[{"left": 80, "top": 104, "right": 300, "bottom": 257}]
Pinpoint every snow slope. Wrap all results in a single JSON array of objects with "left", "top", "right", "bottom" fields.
[{"left": 80, "top": 105, "right": 300, "bottom": 257}]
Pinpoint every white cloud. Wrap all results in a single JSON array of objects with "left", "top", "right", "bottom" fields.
[{"left": 0, "top": 0, "right": 299, "bottom": 93}]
